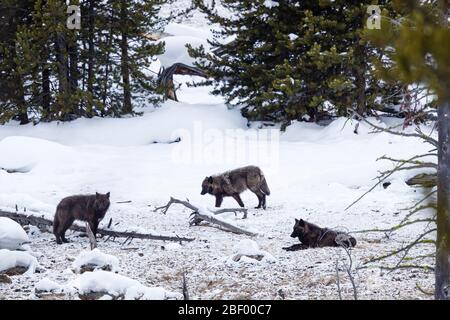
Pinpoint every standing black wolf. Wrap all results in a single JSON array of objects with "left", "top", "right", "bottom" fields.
[
  {"left": 53, "top": 192, "right": 110, "bottom": 244},
  {"left": 201, "top": 165, "right": 270, "bottom": 209}
]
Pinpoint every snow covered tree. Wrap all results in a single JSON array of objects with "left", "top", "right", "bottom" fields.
[
  {"left": 188, "top": 0, "right": 403, "bottom": 124},
  {"left": 0, "top": 0, "right": 168, "bottom": 123}
]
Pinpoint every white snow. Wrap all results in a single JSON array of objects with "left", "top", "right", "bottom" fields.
[
  {"left": 68, "top": 270, "right": 182, "bottom": 300},
  {"left": 263, "top": 0, "right": 279, "bottom": 8},
  {"left": 288, "top": 33, "right": 299, "bottom": 41},
  {"left": 0, "top": 249, "right": 39, "bottom": 275},
  {"left": 157, "top": 36, "right": 210, "bottom": 67},
  {"left": 0, "top": 5, "right": 438, "bottom": 299},
  {"left": 164, "top": 243, "right": 182, "bottom": 251},
  {"left": 226, "top": 239, "right": 276, "bottom": 265},
  {"left": 35, "top": 277, "right": 63, "bottom": 293},
  {"left": 72, "top": 248, "right": 120, "bottom": 273},
  {"left": 0, "top": 217, "right": 30, "bottom": 250}
]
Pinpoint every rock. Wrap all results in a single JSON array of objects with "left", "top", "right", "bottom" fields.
[
  {"left": 79, "top": 292, "right": 120, "bottom": 300},
  {"left": 2, "top": 266, "right": 28, "bottom": 276},
  {"left": 79, "top": 264, "right": 113, "bottom": 274},
  {"left": 0, "top": 274, "right": 12, "bottom": 284}
]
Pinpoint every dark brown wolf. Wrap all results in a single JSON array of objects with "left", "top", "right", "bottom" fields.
[
  {"left": 283, "top": 219, "right": 357, "bottom": 251},
  {"left": 53, "top": 192, "right": 110, "bottom": 244},
  {"left": 201, "top": 165, "right": 270, "bottom": 209}
]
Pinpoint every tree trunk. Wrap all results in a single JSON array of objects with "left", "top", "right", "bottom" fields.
[
  {"left": 7, "top": 9, "right": 28, "bottom": 125},
  {"left": 354, "top": 46, "right": 367, "bottom": 116},
  {"left": 42, "top": 63, "right": 50, "bottom": 118},
  {"left": 15, "top": 75, "right": 28, "bottom": 125},
  {"left": 69, "top": 38, "right": 79, "bottom": 114},
  {"left": 435, "top": 100, "right": 450, "bottom": 300},
  {"left": 55, "top": 31, "right": 70, "bottom": 118},
  {"left": 120, "top": 0, "right": 132, "bottom": 114},
  {"left": 102, "top": 24, "right": 113, "bottom": 108},
  {"left": 87, "top": 0, "right": 95, "bottom": 95}
]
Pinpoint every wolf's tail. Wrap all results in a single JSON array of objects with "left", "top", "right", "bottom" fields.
[
  {"left": 53, "top": 213, "right": 59, "bottom": 235},
  {"left": 260, "top": 175, "right": 271, "bottom": 196}
]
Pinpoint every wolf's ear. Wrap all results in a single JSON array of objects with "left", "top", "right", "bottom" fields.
[
  {"left": 295, "top": 218, "right": 299, "bottom": 223},
  {"left": 299, "top": 219, "right": 305, "bottom": 226},
  {"left": 96, "top": 192, "right": 100, "bottom": 197},
  {"left": 208, "top": 176, "right": 213, "bottom": 183},
  {"left": 106, "top": 192, "right": 110, "bottom": 198}
]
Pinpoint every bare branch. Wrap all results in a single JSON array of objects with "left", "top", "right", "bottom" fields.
[
  {"left": 154, "top": 197, "right": 256, "bottom": 236},
  {"left": 348, "top": 109, "right": 438, "bottom": 147},
  {"left": 86, "top": 222, "right": 97, "bottom": 250}
]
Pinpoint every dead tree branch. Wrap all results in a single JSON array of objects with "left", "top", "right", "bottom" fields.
[
  {"left": 0, "top": 210, "right": 195, "bottom": 243},
  {"left": 86, "top": 222, "right": 97, "bottom": 250},
  {"left": 154, "top": 197, "right": 256, "bottom": 236}
]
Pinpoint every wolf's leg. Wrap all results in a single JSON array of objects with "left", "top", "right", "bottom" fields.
[
  {"left": 254, "top": 194, "right": 263, "bottom": 209},
  {"left": 256, "top": 192, "right": 266, "bottom": 209},
  {"left": 249, "top": 187, "right": 265, "bottom": 209},
  {"left": 282, "top": 244, "right": 308, "bottom": 251},
  {"left": 232, "top": 193, "right": 245, "bottom": 207},
  {"left": 88, "top": 220, "right": 98, "bottom": 238},
  {"left": 55, "top": 233, "right": 63, "bottom": 245},
  {"left": 262, "top": 194, "right": 266, "bottom": 209},
  {"left": 60, "top": 217, "right": 74, "bottom": 243},
  {"left": 215, "top": 195, "right": 223, "bottom": 208}
]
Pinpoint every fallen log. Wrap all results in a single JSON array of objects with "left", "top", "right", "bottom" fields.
[
  {"left": 406, "top": 173, "right": 437, "bottom": 188},
  {"left": 0, "top": 210, "right": 194, "bottom": 243},
  {"left": 154, "top": 197, "right": 256, "bottom": 236}
]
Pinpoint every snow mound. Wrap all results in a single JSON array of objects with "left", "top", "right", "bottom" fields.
[
  {"left": 35, "top": 278, "right": 63, "bottom": 293},
  {"left": 0, "top": 217, "right": 31, "bottom": 250},
  {"left": 72, "top": 248, "right": 120, "bottom": 273},
  {"left": 68, "top": 270, "right": 182, "bottom": 300},
  {"left": 0, "top": 249, "right": 39, "bottom": 275},
  {"left": 0, "top": 136, "right": 73, "bottom": 171},
  {"left": 226, "top": 239, "right": 276, "bottom": 266},
  {"left": 157, "top": 35, "right": 210, "bottom": 67}
]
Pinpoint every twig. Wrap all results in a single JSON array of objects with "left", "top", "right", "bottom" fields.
[{"left": 182, "top": 271, "right": 189, "bottom": 300}]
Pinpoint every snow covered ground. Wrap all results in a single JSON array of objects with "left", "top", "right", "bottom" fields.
[
  {"left": 0, "top": 6, "right": 437, "bottom": 299},
  {"left": 0, "top": 98, "right": 436, "bottom": 299}
]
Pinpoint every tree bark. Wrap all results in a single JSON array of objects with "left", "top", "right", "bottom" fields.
[
  {"left": 354, "top": 45, "right": 367, "bottom": 116},
  {"left": 55, "top": 31, "right": 70, "bottom": 118},
  {"left": 435, "top": 100, "right": 450, "bottom": 300},
  {"left": 120, "top": 0, "right": 132, "bottom": 114},
  {"left": 42, "top": 63, "right": 50, "bottom": 118},
  {"left": 68, "top": 36, "right": 79, "bottom": 115},
  {"left": 87, "top": 0, "right": 95, "bottom": 95}
]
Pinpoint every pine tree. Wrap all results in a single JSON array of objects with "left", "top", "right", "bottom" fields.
[
  {"left": 1, "top": 0, "right": 168, "bottom": 123},
  {"left": 188, "top": 0, "right": 403, "bottom": 125},
  {"left": 0, "top": 0, "right": 34, "bottom": 124}
]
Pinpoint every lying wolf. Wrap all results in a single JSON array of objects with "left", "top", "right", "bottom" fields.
[
  {"left": 283, "top": 219, "right": 357, "bottom": 251},
  {"left": 201, "top": 165, "right": 270, "bottom": 209},
  {"left": 53, "top": 192, "right": 110, "bottom": 244}
]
